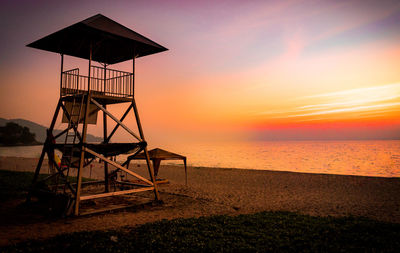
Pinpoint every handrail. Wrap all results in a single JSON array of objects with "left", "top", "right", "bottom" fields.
[
  {"left": 91, "top": 65, "right": 132, "bottom": 75},
  {"left": 61, "top": 66, "right": 133, "bottom": 98},
  {"left": 64, "top": 68, "right": 79, "bottom": 73}
]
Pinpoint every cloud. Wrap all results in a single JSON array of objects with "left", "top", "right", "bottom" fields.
[
  {"left": 303, "top": 83, "right": 400, "bottom": 99},
  {"left": 288, "top": 102, "right": 400, "bottom": 118},
  {"left": 309, "top": 0, "right": 400, "bottom": 44},
  {"left": 257, "top": 83, "right": 400, "bottom": 120}
]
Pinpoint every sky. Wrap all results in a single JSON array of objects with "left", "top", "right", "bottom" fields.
[{"left": 1, "top": 0, "right": 400, "bottom": 143}]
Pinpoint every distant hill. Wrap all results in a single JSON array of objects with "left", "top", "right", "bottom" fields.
[
  {"left": 0, "top": 118, "right": 103, "bottom": 143},
  {"left": 0, "top": 122, "right": 41, "bottom": 146}
]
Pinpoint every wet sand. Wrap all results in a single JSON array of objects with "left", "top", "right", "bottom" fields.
[{"left": 0, "top": 156, "right": 399, "bottom": 246}]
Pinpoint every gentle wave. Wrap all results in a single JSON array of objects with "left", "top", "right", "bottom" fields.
[{"left": 0, "top": 140, "right": 399, "bottom": 177}]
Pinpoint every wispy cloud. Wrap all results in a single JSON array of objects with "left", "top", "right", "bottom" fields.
[
  {"left": 303, "top": 83, "right": 400, "bottom": 99},
  {"left": 287, "top": 102, "right": 400, "bottom": 118},
  {"left": 310, "top": 0, "right": 400, "bottom": 44},
  {"left": 257, "top": 83, "right": 400, "bottom": 120}
]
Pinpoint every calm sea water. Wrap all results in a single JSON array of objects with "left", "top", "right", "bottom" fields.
[{"left": 0, "top": 140, "right": 399, "bottom": 178}]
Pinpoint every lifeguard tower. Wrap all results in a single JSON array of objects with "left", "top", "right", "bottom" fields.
[{"left": 27, "top": 14, "right": 168, "bottom": 216}]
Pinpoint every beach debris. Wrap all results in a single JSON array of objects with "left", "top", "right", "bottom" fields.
[{"left": 110, "top": 235, "right": 118, "bottom": 243}]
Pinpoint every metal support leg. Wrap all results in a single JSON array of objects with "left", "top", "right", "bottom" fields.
[
  {"left": 132, "top": 99, "right": 160, "bottom": 200},
  {"left": 27, "top": 99, "right": 61, "bottom": 202}
]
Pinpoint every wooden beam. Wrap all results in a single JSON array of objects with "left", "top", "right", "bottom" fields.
[
  {"left": 103, "top": 64, "right": 109, "bottom": 193},
  {"left": 132, "top": 98, "right": 145, "bottom": 139},
  {"left": 59, "top": 102, "right": 83, "bottom": 141},
  {"left": 54, "top": 127, "right": 69, "bottom": 139},
  {"left": 75, "top": 50, "right": 92, "bottom": 215},
  {"left": 184, "top": 158, "right": 188, "bottom": 186},
  {"left": 91, "top": 98, "right": 142, "bottom": 142},
  {"left": 80, "top": 187, "right": 154, "bottom": 201},
  {"left": 121, "top": 146, "right": 145, "bottom": 167},
  {"left": 116, "top": 180, "right": 169, "bottom": 187},
  {"left": 132, "top": 54, "right": 136, "bottom": 97},
  {"left": 40, "top": 164, "right": 69, "bottom": 183},
  {"left": 132, "top": 98, "right": 160, "bottom": 200},
  {"left": 28, "top": 99, "right": 62, "bottom": 202},
  {"left": 84, "top": 147, "right": 153, "bottom": 186},
  {"left": 52, "top": 162, "right": 77, "bottom": 196},
  {"left": 106, "top": 104, "right": 132, "bottom": 143},
  {"left": 60, "top": 54, "right": 63, "bottom": 97}
]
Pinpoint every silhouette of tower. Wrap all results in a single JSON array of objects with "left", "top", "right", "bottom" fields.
[{"left": 27, "top": 14, "right": 168, "bottom": 216}]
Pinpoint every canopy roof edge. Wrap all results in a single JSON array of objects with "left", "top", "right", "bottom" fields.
[{"left": 27, "top": 14, "right": 168, "bottom": 64}]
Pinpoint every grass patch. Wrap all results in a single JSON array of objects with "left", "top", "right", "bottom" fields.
[
  {"left": 2, "top": 212, "right": 400, "bottom": 252},
  {"left": 0, "top": 170, "right": 93, "bottom": 201}
]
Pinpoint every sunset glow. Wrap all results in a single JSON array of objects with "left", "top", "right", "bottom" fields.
[
  {"left": 1, "top": 0, "right": 399, "bottom": 142},
  {"left": 257, "top": 83, "right": 400, "bottom": 121}
]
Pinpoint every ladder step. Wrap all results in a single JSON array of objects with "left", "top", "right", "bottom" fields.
[{"left": 64, "top": 97, "right": 84, "bottom": 152}]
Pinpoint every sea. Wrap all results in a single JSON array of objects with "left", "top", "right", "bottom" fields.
[{"left": 0, "top": 140, "right": 399, "bottom": 178}]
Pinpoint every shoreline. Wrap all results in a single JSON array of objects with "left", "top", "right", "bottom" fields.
[
  {"left": 1, "top": 155, "right": 398, "bottom": 179},
  {"left": 189, "top": 165, "right": 400, "bottom": 179}
]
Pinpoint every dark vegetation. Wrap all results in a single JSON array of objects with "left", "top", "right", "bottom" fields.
[
  {"left": 1, "top": 170, "right": 400, "bottom": 252},
  {"left": 0, "top": 170, "right": 92, "bottom": 202},
  {"left": 0, "top": 122, "right": 41, "bottom": 146},
  {"left": 2, "top": 212, "right": 399, "bottom": 252}
]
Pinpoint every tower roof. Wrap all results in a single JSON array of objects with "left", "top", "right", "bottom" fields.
[{"left": 27, "top": 14, "right": 168, "bottom": 64}]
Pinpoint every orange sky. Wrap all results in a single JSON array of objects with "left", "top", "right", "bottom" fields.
[{"left": 1, "top": 0, "right": 400, "bottom": 142}]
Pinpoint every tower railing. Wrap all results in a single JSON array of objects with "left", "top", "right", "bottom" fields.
[{"left": 61, "top": 66, "right": 133, "bottom": 98}]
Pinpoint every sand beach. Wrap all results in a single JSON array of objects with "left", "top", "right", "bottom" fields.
[{"left": 0, "top": 156, "right": 399, "bottom": 246}]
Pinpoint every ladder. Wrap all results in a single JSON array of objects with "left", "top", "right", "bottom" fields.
[{"left": 60, "top": 94, "right": 85, "bottom": 193}]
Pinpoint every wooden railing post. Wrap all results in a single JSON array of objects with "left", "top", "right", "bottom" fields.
[
  {"left": 103, "top": 63, "right": 109, "bottom": 192},
  {"left": 60, "top": 54, "right": 63, "bottom": 97},
  {"left": 74, "top": 43, "right": 92, "bottom": 216},
  {"left": 59, "top": 65, "right": 134, "bottom": 98}
]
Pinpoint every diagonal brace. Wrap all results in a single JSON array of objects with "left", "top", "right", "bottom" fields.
[
  {"left": 106, "top": 104, "right": 133, "bottom": 143},
  {"left": 60, "top": 102, "right": 83, "bottom": 141},
  {"left": 91, "top": 98, "right": 142, "bottom": 142},
  {"left": 84, "top": 147, "right": 153, "bottom": 185}
]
